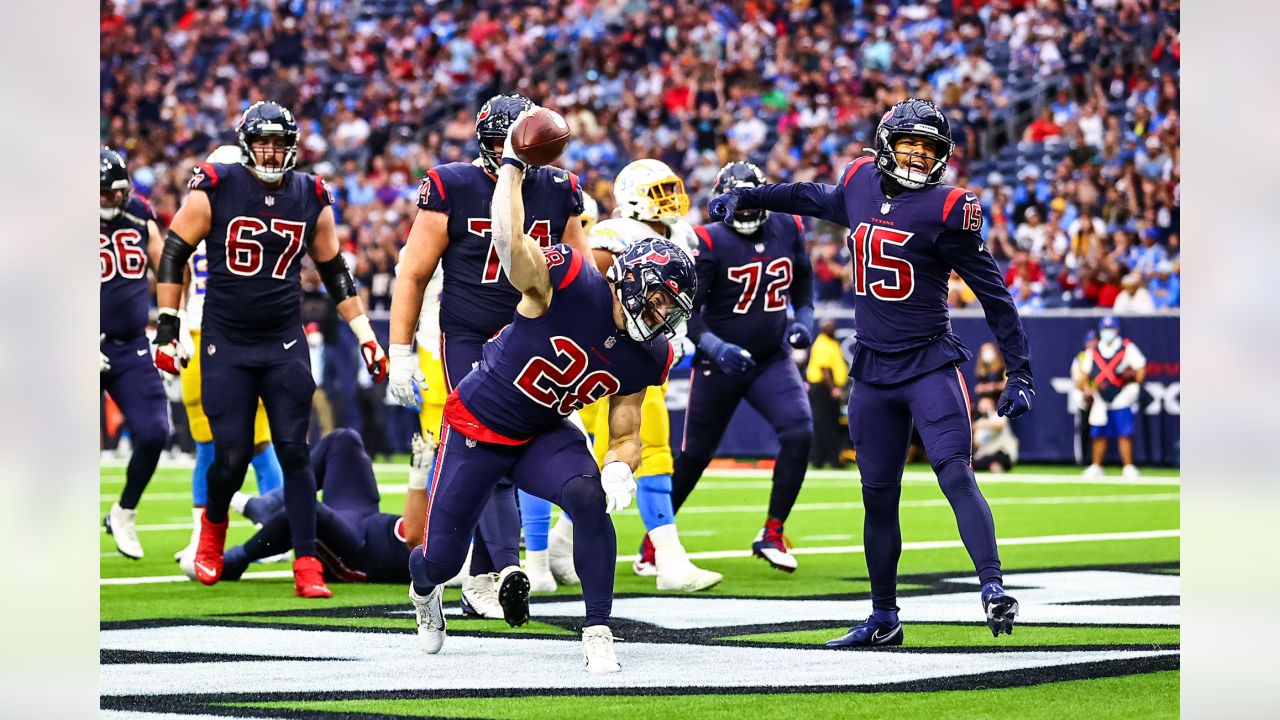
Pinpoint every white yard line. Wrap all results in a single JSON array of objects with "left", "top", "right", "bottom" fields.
[{"left": 102, "top": 529, "right": 1179, "bottom": 586}]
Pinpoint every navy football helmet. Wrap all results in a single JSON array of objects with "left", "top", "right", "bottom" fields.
[
  {"left": 236, "top": 100, "right": 299, "bottom": 183},
  {"left": 607, "top": 238, "right": 697, "bottom": 343},
  {"left": 874, "top": 98, "right": 954, "bottom": 189},
  {"left": 100, "top": 147, "right": 130, "bottom": 220},
  {"left": 712, "top": 161, "right": 769, "bottom": 234},
  {"left": 476, "top": 94, "right": 534, "bottom": 174}
]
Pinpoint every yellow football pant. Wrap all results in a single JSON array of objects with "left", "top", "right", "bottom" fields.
[{"left": 417, "top": 346, "right": 448, "bottom": 442}]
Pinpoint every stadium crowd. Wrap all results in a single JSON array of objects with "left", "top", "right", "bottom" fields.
[{"left": 100, "top": 0, "right": 1179, "bottom": 449}]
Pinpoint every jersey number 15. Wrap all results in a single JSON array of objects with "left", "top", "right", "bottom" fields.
[{"left": 850, "top": 223, "right": 915, "bottom": 301}]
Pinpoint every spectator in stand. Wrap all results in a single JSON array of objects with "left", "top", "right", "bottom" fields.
[
  {"left": 1024, "top": 106, "right": 1063, "bottom": 144},
  {"left": 972, "top": 397, "right": 1018, "bottom": 474},
  {"left": 1113, "top": 272, "right": 1156, "bottom": 315},
  {"left": 1004, "top": 249, "right": 1045, "bottom": 289},
  {"left": 1149, "top": 260, "right": 1180, "bottom": 309},
  {"left": 805, "top": 320, "right": 848, "bottom": 470},
  {"left": 1131, "top": 228, "right": 1169, "bottom": 279},
  {"left": 972, "top": 342, "right": 1007, "bottom": 405},
  {"left": 947, "top": 270, "right": 977, "bottom": 309},
  {"left": 1012, "top": 278, "right": 1045, "bottom": 314},
  {"left": 811, "top": 239, "right": 851, "bottom": 304}
]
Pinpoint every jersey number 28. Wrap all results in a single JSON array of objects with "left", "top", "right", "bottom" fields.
[
  {"left": 515, "top": 336, "right": 621, "bottom": 415},
  {"left": 850, "top": 223, "right": 915, "bottom": 301}
]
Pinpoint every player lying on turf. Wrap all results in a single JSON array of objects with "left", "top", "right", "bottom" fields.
[
  {"left": 709, "top": 98, "right": 1033, "bottom": 645},
  {"left": 407, "top": 110, "right": 693, "bottom": 673},
  {"left": 186, "top": 429, "right": 434, "bottom": 585}
]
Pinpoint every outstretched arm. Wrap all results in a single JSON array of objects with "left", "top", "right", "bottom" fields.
[
  {"left": 492, "top": 160, "right": 553, "bottom": 316},
  {"left": 937, "top": 230, "right": 1032, "bottom": 380}
]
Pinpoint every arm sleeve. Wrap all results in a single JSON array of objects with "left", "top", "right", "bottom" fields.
[
  {"left": 735, "top": 181, "right": 849, "bottom": 228},
  {"left": 317, "top": 253, "right": 358, "bottom": 303},
  {"left": 789, "top": 217, "right": 815, "bottom": 309},
  {"left": 416, "top": 168, "right": 450, "bottom": 214},
  {"left": 684, "top": 244, "right": 718, "bottom": 345},
  {"left": 936, "top": 228, "right": 1033, "bottom": 379}
]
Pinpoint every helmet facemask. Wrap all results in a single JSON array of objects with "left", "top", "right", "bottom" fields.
[
  {"left": 622, "top": 176, "right": 690, "bottom": 225},
  {"left": 713, "top": 161, "right": 768, "bottom": 234},
  {"left": 608, "top": 260, "right": 693, "bottom": 343},
  {"left": 240, "top": 132, "right": 298, "bottom": 184},
  {"left": 877, "top": 128, "right": 953, "bottom": 190},
  {"left": 99, "top": 185, "right": 129, "bottom": 221}
]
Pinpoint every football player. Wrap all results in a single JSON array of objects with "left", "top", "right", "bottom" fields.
[
  {"left": 173, "top": 145, "right": 284, "bottom": 567},
  {"left": 201, "top": 430, "right": 435, "bottom": 585},
  {"left": 674, "top": 161, "right": 817, "bottom": 574},
  {"left": 709, "top": 98, "right": 1033, "bottom": 643},
  {"left": 386, "top": 95, "right": 589, "bottom": 611},
  {"left": 577, "top": 165, "right": 721, "bottom": 592},
  {"left": 407, "top": 120, "right": 693, "bottom": 673},
  {"left": 154, "top": 101, "right": 388, "bottom": 599},
  {"left": 100, "top": 147, "right": 168, "bottom": 559}
]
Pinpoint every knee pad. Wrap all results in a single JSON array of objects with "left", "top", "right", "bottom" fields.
[
  {"left": 559, "top": 474, "right": 606, "bottom": 519},
  {"left": 636, "top": 474, "right": 674, "bottom": 530},
  {"left": 776, "top": 425, "right": 813, "bottom": 456},
  {"left": 273, "top": 441, "right": 310, "bottom": 473}
]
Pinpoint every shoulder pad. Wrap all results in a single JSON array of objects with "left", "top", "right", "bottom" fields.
[
  {"left": 942, "top": 186, "right": 982, "bottom": 232},
  {"left": 188, "top": 162, "right": 220, "bottom": 192},
  {"left": 588, "top": 222, "right": 630, "bottom": 255}
]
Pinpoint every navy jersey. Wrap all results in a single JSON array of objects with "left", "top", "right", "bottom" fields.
[
  {"left": 449, "top": 245, "right": 674, "bottom": 442},
  {"left": 190, "top": 162, "right": 332, "bottom": 342},
  {"left": 100, "top": 195, "right": 156, "bottom": 340},
  {"left": 734, "top": 157, "right": 1031, "bottom": 384},
  {"left": 417, "top": 162, "right": 584, "bottom": 338},
  {"left": 688, "top": 212, "right": 814, "bottom": 362}
]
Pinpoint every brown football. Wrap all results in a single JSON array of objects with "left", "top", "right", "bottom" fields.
[{"left": 511, "top": 107, "right": 571, "bottom": 167}]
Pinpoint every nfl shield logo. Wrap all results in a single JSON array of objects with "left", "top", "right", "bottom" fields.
[
  {"left": 604, "top": 336, "right": 616, "bottom": 349},
  {"left": 880, "top": 202, "right": 892, "bottom": 214},
  {"left": 265, "top": 195, "right": 275, "bottom": 207},
  {"left": 754, "top": 243, "right": 765, "bottom": 252}
]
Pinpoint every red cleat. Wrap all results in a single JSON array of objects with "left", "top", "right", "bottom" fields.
[
  {"left": 293, "top": 556, "right": 333, "bottom": 598},
  {"left": 194, "top": 510, "right": 228, "bottom": 586}
]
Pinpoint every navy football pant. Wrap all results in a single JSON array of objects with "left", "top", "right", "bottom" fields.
[
  {"left": 849, "top": 364, "right": 1001, "bottom": 611},
  {"left": 673, "top": 355, "right": 812, "bottom": 520},
  {"left": 409, "top": 420, "right": 614, "bottom": 626},
  {"left": 441, "top": 330, "right": 521, "bottom": 574},
  {"left": 200, "top": 326, "right": 319, "bottom": 558},
  {"left": 102, "top": 336, "right": 170, "bottom": 510}
]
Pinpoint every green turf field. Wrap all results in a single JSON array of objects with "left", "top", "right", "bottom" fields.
[{"left": 100, "top": 460, "right": 1179, "bottom": 719}]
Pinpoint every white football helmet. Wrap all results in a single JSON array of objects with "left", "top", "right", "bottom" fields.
[
  {"left": 613, "top": 159, "right": 689, "bottom": 226},
  {"left": 206, "top": 144, "right": 245, "bottom": 164}
]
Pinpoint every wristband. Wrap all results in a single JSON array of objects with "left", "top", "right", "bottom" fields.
[
  {"left": 349, "top": 315, "right": 377, "bottom": 345},
  {"left": 501, "top": 156, "right": 526, "bottom": 171}
]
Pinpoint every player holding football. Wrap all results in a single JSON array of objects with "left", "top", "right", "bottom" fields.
[
  {"left": 100, "top": 147, "right": 168, "bottom": 559},
  {"left": 674, "top": 161, "right": 817, "bottom": 573},
  {"left": 408, "top": 116, "right": 693, "bottom": 673},
  {"left": 154, "top": 101, "right": 388, "bottom": 599},
  {"left": 709, "top": 98, "right": 1033, "bottom": 644},
  {"left": 387, "top": 95, "right": 589, "bottom": 611}
]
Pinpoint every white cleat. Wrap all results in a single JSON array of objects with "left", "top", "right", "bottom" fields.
[
  {"left": 548, "top": 517, "right": 580, "bottom": 586},
  {"left": 409, "top": 584, "right": 446, "bottom": 654},
  {"left": 1083, "top": 464, "right": 1105, "bottom": 478},
  {"left": 459, "top": 574, "right": 505, "bottom": 619},
  {"left": 524, "top": 549, "right": 558, "bottom": 594},
  {"left": 582, "top": 625, "right": 621, "bottom": 674},
  {"left": 657, "top": 561, "right": 723, "bottom": 592},
  {"left": 174, "top": 507, "right": 203, "bottom": 562},
  {"left": 1122, "top": 464, "right": 1141, "bottom": 479},
  {"left": 104, "top": 502, "right": 144, "bottom": 560},
  {"left": 751, "top": 528, "right": 798, "bottom": 573},
  {"left": 632, "top": 558, "right": 658, "bottom": 577}
]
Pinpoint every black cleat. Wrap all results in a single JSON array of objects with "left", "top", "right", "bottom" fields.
[
  {"left": 825, "top": 616, "right": 904, "bottom": 649},
  {"left": 497, "top": 566, "right": 531, "bottom": 627},
  {"left": 982, "top": 582, "right": 1019, "bottom": 637}
]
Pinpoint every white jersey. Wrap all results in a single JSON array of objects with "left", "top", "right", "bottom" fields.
[
  {"left": 412, "top": 265, "right": 445, "bottom": 356},
  {"left": 185, "top": 241, "right": 210, "bottom": 332}
]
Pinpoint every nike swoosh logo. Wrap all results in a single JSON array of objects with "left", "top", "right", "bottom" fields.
[
  {"left": 195, "top": 562, "right": 216, "bottom": 576},
  {"left": 553, "top": 176, "right": 566, "bottom": 183},
  {"left": 870, "top": 626, "right": 901, "bottom": 643},
  {"left": 283, "top": 339, "right": 298, "bottom": 349},
  {"left": 136, "top": 349, "right": 149, "bottom": 356}
]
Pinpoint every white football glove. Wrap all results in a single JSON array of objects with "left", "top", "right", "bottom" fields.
[
  {"left": 388, "top": 344, "right": 425, "bottom": 409},
  {"left": 100, "top": 334, "right": 111, "bottom": 374},
  {"left": 600, "top": 461, "right": 636, "bottom": 515}
]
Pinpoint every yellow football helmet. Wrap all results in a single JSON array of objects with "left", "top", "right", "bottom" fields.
[{"left": 613, "top": 159, "right": 689, "bottom": 226}]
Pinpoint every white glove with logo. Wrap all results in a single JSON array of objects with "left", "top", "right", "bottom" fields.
[
  {"left": 600, "top": 461, "right": 636, "bottom": 515},
  {"left": 388, "top": 344, "right": 425, "bottom": 409}
]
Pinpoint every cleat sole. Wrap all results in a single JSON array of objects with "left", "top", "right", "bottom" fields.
[{"left": 498, "top": 571, "right": 531, "bottom": 627}]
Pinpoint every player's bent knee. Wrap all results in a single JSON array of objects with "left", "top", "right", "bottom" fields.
[
  {"left": 559, "top": 474, "right": 607, "bottom": 518},
  {"left": 935, "top": 458, "right": 979, "bottom": 494},
  {"left": 777, "top": 425, "right": 813, "bottom": 452},
  {"left": 273, "top": 441, "right": 311, "bottom": 472},
  {"left": 327, "top": 427, "right": 364, "bottom": 452}
]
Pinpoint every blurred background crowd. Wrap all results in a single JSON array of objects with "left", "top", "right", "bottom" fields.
[{"left": 100, "top": 0, "right": 1179, "bottom": 456}]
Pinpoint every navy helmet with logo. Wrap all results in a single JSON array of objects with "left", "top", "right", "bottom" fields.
[
  {"left": 236, "top": 100, "right": 299, "bottom": 183},
  {"left": 873, "top": 98, "right": 954, "bottom": 189},
  {"left": 100, "top": 146, "right": 130, "bottom": 220},
  {"left": 476, "top": 94, "right": 534, "bottom": 174},
  {"left": 607, "top": 237, "right": 696, "bottom": 343},
  {"left": 712, "top": 161, "right": 769, "bottom": 234}
]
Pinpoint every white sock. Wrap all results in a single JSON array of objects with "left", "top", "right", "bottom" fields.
[
  {"left": 649, "top": 523, "right": 688, "bottom": 566},
  {"left": 525, "top": 549, "right": 550, "bottom": 573}
]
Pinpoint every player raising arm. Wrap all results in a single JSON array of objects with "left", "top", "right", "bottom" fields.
[
  {"left": 406, "top": 117, "right": 693, "bottom": 673},
  {"left": 153, "top": 101, "right": 387, "bottom": 599},
  {"left": 709, "top": 98, "right": 1033, "bottom": 644}
]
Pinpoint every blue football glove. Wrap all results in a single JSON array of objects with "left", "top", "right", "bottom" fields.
[
  {"left": 997, "top": 373, "right": 1034, "bottom": 419},
  {"left": 787, "top": 306, "right": 815, "bottom": 349},
  {"left": 699, "top": 333, "right": 756, "bottom": 375},
  {"left": 707, "top": 191, "right": 740, "bottom": 223}
]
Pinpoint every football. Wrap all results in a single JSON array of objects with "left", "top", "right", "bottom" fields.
[{"left": 510, "top": 107, "right": 571, "bottom": 167}]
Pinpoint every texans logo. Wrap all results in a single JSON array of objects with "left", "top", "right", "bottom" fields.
[
  {"left": 476, "top": 106, "right": 491, "bottom": 121},
  {"left": 640, "top": 249, "right": 670, "bottom": 265}
]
